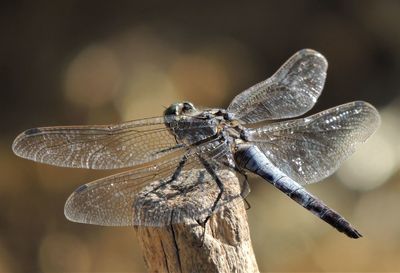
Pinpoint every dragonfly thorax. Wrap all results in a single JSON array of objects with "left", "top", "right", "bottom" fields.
[{"left": 163, "top": 102, "right": 229, "bottom": 147}]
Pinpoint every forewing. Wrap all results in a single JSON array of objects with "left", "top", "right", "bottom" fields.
[
  {"left": 12, "top": 117, "right": 182, "bottom": 169},
  {"left": 246, "top": 101, "right": 380, "bottom": 184},
  {"left": 227, "top": 49, "right": 327, "bottom": 123}
]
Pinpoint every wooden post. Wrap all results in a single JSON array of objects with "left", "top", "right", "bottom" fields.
[{"left": 134, "top": 170, "right": 260, "bottom": 273}]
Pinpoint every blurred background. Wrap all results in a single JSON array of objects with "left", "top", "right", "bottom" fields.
[{"left": 1, "top": 0, "right": 400, "bottom": 272}]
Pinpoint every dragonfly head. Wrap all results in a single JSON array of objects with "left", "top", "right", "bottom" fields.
[{"left": 164, "top": 102, "right": 197, "bottom": 117}]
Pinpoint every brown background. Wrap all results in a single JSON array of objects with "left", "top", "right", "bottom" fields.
[{"left": 1, "top": 1, "right": 400, "bottom": 272}]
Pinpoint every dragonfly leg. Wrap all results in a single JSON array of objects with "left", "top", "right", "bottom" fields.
[
  {"left": 218, "top": 157, "right": 251, "bottom": 201},
  {"left": 236, "top": 170, "right": 251, "bottom": 210},
  {"left": 196, "top": 219, "right": 207, "bottom": 248},
  {"left": 198, "top": 156, "right": 225, "bottom": 231},
  {"left": 171, "top": 154, "right": 189, "bottom": 181},
  {"left": 243, "top": 198, "right": 251, "bottom": 210},
  {"left": 154, "top": 154, "right": 189, "bottom": 192},
  {"left": 138, "top": 153, "right": 189, "bottom": 208}
]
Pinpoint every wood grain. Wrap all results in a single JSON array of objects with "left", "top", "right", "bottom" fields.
[{"left": 135, "top": 170, "right": 259, "bottom": 273}]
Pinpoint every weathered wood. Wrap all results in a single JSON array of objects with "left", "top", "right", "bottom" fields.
[{"left": 134, "top": 170, "right": 259, "bottom": 273}]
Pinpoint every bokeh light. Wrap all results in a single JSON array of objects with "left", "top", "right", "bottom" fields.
[
  {"left": 115, "top": 64, "right": 178, "bottom": 119},
  {"left": 64, "top": 45, "right": 121, "bottom": 108}
]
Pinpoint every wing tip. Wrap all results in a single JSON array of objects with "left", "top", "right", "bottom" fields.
[
  {"left": 64, "top": 189, "right": 85, "bottom": 224},
  {"left": 11, "top": 137, "right": 20, "bottom": 156},
  {"left": 296, "top": 48, "right": 328, "bottom": 68},
  {"left": 74, "top": 184, "right": 89, "bottom": 193},
  {"left": 353, "top": 100, "right": 381, "bottom": 133},
  {"left": 64, "top": 187, "right": 131, "bottom": 227},
  {"left": 24, "top": 127, "right": 42, "bottom": 136},
  {"left": 12, "top": 127, "right": 42, "bottom": 154},
  {"left": 12, "top": 132, "right": 27, "bottom": 158}
]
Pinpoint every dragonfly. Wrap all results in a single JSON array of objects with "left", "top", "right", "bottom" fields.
[{"left": 12, "top": 49, "right": 380, "bottom": 238}]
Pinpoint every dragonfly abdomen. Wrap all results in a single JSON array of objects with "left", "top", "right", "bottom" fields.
[{"left": 235, "top": 145, "right": 362, "bottom": 238}]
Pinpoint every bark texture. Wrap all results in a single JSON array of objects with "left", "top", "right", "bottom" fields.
[{"left": 135, "top": 170, "right": 259, "bottom": 273}]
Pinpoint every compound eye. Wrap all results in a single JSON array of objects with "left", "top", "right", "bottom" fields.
[
  {"left": 164, "top": 104, "right": 179, "bottom": 116},
  {"left": 182, "top": 102, "right": 195, "bottom": 112}
]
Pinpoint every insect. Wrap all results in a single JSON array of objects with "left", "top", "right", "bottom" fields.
[{"left": 12, "top": 49, "right": 380, "bottom": 238}]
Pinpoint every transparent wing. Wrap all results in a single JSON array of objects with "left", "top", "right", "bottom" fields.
[
  {"left": 65, "top": 141, "right": 244, "bottom": 227},
  {"left": 227, "top": 49, "right": 327, "bottom": 123},
  {"left": 12, "top": 117, "right": 183, "bottom": 169},
  {"left": 65, "top": 149, "right": 194, "bottom": 226},
  {"left": 245, "top": 101, "right": 380, "bottom": 184}
]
